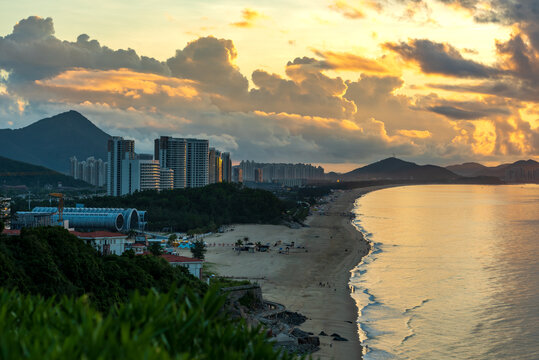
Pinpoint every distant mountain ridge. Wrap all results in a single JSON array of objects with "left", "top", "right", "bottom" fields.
[
  {"left": 341, "top": 157, "right": 459, "bottom": 181},
  {"left": 446, "top": 160, "right": 539, "bottom": 182},
  {"left": 446, "top": 162, "right": 509, "bottom": 178},
  {"left": 0, "top": 111, "right": 110, "bottom": 173},
  {"left": 0, "top": 155, "right": 89, "bottom": 188}
]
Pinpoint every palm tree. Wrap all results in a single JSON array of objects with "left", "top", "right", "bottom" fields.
[{"left": 168, "top": 233, "right": 177, "bottom": 246}]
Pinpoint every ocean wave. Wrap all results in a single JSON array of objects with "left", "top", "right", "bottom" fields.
[
  {"left": 363, "top": 347, "right": 399, "bottom": 360},
  {"left": 403, "top": 298, "right": 430, "bottom": 314},
  {"left": 359, "top": 322, "right": 391, "bottom": 339}
]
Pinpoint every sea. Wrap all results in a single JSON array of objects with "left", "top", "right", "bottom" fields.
[{"left": 350, "top": 184, "right": 539, "bottom": 360}]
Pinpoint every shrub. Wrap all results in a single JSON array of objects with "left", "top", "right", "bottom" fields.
[{"left": 0, "top": 287, "right": 299, "bottom": 359}]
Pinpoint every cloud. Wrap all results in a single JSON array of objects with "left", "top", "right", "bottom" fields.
[
  {"left": 427, "top": 105, "right": 498, "bottom": 120},
  {"left": 230, "top": 8, "right": 265, "bottom": 28},
  {"left": 384, "top": 39, "right": 499, "bottom": 78},
  {"left": 1, "top": 16, "right": 538, "bottom": 166},
  {"left": 0, "top": 16, "right": 169, "bottom": 82},
  {"left": 329, "top": 1, "right": 365, "bottom": 19},
  {"left": 312, "top": 50, "right": 390, "bottom": 73},
  {"left": 397, "top": 129, "right": 432, "bottom": 138},
  {"left": 249, "top": 66, "right": 357, "bottom": 119},
  {"left": 166, "top": 36, "right": 249, "bottom": 100}
]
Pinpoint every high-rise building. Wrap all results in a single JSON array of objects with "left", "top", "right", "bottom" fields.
[
  {"left": 209, "top": 148, "right": 224, "bottom": 184},
  {"left": 209, "top": 148, "right": 217, "bottom": 184},
  {"left": 70, "top": 156, "right": 78, "bottom": 178},
  {"left": 254, "top": 168, "right": 263, "bottom": 183},
  {"left": 186, "top": 139, "right": 209, "bottom": 188},
  {"left": 221, "top": 152, "right": 232, "bottom": 183},
  {"left": 159, "top": 168, "right": 174, "bottom": 191},
  {"left": 69, "top": 156, "right": 107, "bottom": 186},
  {"left": 95, "top": 159, "right": 107, "bottom": 186},
  {"left": 233, "top": 167, "right": 243, "bottom": 183},
  {"left": 156, "top": 136, "right": 209, "bottom": 188},
  {"left": 108, "top": 137, "right": 135, "bottom": 196},
  {"left": 238, "top": 161, "right": 324, "bottom": 182},
  {"left": 120, "top": 159, "right": 161, "bottom": 195},
  {"left": 154, "top": 136, "right": 187, "bottom": 189}
]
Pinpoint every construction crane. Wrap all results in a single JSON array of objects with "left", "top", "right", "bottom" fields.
[{"left": 49, "top": 193, "right": 64, "bottom": 222}]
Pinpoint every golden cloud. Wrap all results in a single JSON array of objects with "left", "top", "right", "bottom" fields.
[
  {"left": 230, "top": 8, "right": 265, "bottom": 28},
  {"left": 329, "top": 1, "right": 365, "bottom": 19},
  {"left": 397, "top": 129, "right": 432, "bottom": 138},
  {"left": 35, "top": 68, "right": 200, "bottom": 99},
  {"left": 314, "top": 50, "right": 390, "bottom": 73}
]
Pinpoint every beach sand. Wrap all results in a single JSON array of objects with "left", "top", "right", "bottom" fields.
[{"left": 177, "top": 186, "right": 387, "bottom": 359}]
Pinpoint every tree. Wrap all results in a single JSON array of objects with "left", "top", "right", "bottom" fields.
[
  {"left": 149, "top": 243, "right": 163, "bottom": 256},
  {"left": 190, "top": 240, "right": 206, "bottom": 260},
  {"left": 168, "top": 234, "right": 177, "bottom": 246},
  {"left": 0, "top": 220, "right": 4, "bottom": 234},
  {"left": 126, "top": 229, "right": 137, "bottom": 240}
]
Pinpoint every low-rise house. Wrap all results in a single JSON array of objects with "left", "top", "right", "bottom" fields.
[
  {"left": 130, "top": 242, "right": 147, "bottom": 254},
  {"left": 160, "top": 254, "right": 203, "bottom": 279},
  {"left": 71, "top": 231, "right": 132, "bottom": 256}
]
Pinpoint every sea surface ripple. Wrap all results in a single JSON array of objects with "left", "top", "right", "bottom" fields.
[{"left": 350, "top": 184, "right": 539, "bottom": 360}]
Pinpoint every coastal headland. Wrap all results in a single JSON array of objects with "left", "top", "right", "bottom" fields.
[{"left": 199, "top": 186, "right": 391, "bottom": 359}]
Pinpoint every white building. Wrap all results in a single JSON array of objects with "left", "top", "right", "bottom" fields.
[
  {"left": 72, "top": 231, "right": 133, "bottom": 256},
  {"left": 120, "top": 159, "right": 161, "bottom": 195},
  {"left": 160, "top": 254, "right": 203, "bottom": 279},
  {"left": 70, "top": 156, "right": 107, "bottom": 186},
  {"left": 160, "top": 168, "right": 174, "bottom": 191}
]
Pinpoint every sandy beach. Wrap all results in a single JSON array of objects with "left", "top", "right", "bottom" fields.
[{"left": 177, "top": 186, "right": 389, "bottom": 359}]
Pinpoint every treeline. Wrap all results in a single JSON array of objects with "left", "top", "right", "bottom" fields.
[
  {"left": 80, "top": 183, "right": 285, "bottom": 232},
  {"left": 0, "top": 227, "right": 206, "bottom": 311}
]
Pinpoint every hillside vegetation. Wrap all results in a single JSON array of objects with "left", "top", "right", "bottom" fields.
[
  {"left": 0, "top": 155, "right": 90, "bottom": 189},
  {"left": 0, "top": 227, "right": 295, "bottom": 359},
  {"left": 0, "top": 227, "right": 205, "bottom": 311}
]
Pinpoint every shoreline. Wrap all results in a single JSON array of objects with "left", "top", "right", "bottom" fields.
[{"left": 199, "top": 185, "right": 394, "bottom": 359}]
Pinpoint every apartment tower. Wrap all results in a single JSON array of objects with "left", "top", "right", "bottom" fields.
[
  {"left": 154, "top": 136, "right": 187, "bottom": 188},
  {"left": 107, "top": 137, "right": 135, "bottom": 196}
]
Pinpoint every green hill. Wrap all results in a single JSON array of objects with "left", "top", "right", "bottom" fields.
[{"left": 0, "top": 155, "right": 90, "bottom": 188}]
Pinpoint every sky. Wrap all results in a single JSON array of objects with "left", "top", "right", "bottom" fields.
[{"left": 1, "top": 0, "right": 538, "bottom": 172}]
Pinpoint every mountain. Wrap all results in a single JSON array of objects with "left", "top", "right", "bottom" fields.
[
  {"left": 446, "top": 160, "right": 538, "bottom": 182},
  {"left": 446, "top": 162, "right": 510, "bottom": 178},
  {"left": 446, "top": 162, "right": 489, "bottom": 177},
  {"left": 504, "top": 159, "right": 539, "bottom": 182},
  {"left": 0, "top": 111, "right": 110, "bottom": 173},
  {"left": 342, "top": 157, "right": 459, "bottom": 181},
  {"left": 0, "top": 156, "right": 90, "bottom": 188}
]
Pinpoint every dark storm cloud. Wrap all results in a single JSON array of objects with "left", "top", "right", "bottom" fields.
[
  {"left": 384, "top": 39, "right": 499, "bottom": 78},
  {"left": 428, "top": 105, "right": 500, "bottom": 120}
]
